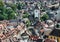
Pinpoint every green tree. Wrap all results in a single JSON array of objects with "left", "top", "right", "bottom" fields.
[
  {"left": 6, "top": 8, "right": 14, "bottom": 14},
  {"left": 17, "top": 2, "right": 25, "bottom": 10},
  {"left": 6, "top": 3, "right": 17, "bottom": 11},
  {"left": 40, "top": 14, "right": 49, "bottom": 21},
  {"left": 6, "top": 8, "right": 16, "bottom": 20},
  {"left": 11, "top": 4, "right": 17, "bottom": 11},
  {"left": 0, "top": 0, "right": 4, "bottom": 7},
  {"left": 0, "top": 0, "right": 8, "bottom": 20},
  {"left": 0, "top": 0, "right": 17, "bottom": 20},
  {"left": 0, "top": 14, "right": 4, "bottom": 20},
  {"left": 0, "top": 0, "right": 5, "bottom": 14},
  {"left": 3, "top": 13, "right": 8, "bottom": 20},
  {"left": 23, "top": 12, "right": 29, "bottom": 18},
  {"left": 26, "top": 20, "right": 31, "bottom": 27},
  {"left": 0, "top": 13, "right": 8, "bottom": 20},
  {"left": 8, "top": 12, "right": 16, "bottom": 20}
]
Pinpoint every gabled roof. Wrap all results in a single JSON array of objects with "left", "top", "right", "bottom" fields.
[{"left": 50, "top": 29, "right": 60, "bottom": 37}]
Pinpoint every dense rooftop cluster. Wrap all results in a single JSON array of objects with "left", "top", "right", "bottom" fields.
[{"left": 0, "top": 0, "right": 60, "bottom": 42}]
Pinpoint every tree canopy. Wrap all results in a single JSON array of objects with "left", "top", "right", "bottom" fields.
[
  {"left": 0, "top": 0, "right": 17, "bottom": 20},
  {"left": 40, "top": 14, "right": 49, "bottom": 21}
]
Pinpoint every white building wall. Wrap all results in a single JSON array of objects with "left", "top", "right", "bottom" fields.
[
  {"left": 34, "top": 9, "right": 40, "bottom": 19},
  {"left": 56, "top": 10, "right": 60, "bottom": 21}
]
